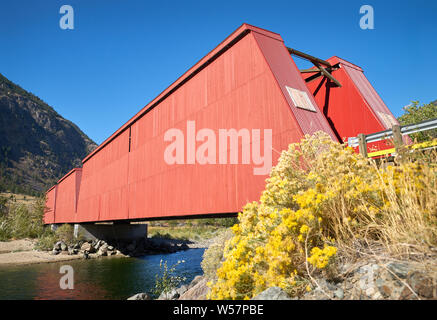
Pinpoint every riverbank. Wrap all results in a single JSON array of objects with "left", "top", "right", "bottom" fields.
[
  {"left": 0, "top": 233, "right": 220, "bottom": 267},
  {"left": 0, "top": 239, "right": 126, "bottom": 266}
]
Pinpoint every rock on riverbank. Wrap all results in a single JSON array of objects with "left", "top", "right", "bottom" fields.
[
  {"left": 0, "top": 237, "right": 192, "bottom": 266},
  {"left": 127, "top": 275, "right": 210, "bottom": 300},
  {"left": 52, "top": 237, "right": 191, "bottom": 258}
]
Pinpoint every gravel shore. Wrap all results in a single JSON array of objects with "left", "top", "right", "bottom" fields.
[
  {"left": 0, "top": 239, "right": 125, "bottom": 266},
  {"left": 0, "top": 239, "right": 83, "bottom": 266},
  {"left": 0, "top": 235, "right": 216, "bottom": 267}
]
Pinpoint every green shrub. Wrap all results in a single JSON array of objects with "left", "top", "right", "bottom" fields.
[
  {"left": 34, "top": 231, "right": 57, "bottom": 251},
  {"left": 0, "top": 219, "right": 12, "bottom": 241},
  {"left": 152, "top": 260, "right": 186, "bottom": 298},
  {"left": 217, "top": 217, "right": 238, "bottom": 228},
  {"left": 7, "top": 203, "right": 42, "bottom": 238},
  {"left": 55, "top": 224, "right": 75, "bottom": 244},
  {"left": 0, "top": 197, "right": 46, "bottom": 240},
  {"left": 0, "top": 195, "right": 58, "bottom": 247},
  {"left": 398, "top": 100, "right": 437, "bottom": 142}
]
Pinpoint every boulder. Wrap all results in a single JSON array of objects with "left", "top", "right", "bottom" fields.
[
  {"left": 81, "top": 242, "right": 91, "bottom": 251},
  {"left": 179, "top": 277, "right": 210, "bottom": 300},
  {"left": 60, "top": 242, "right": 68, "bottom": 251},
  {"left": 158, "top": 289, "right": 180, "bottom": 300},
  {"left": 407, "top": 271, "right": 434, "bottom": 298},
  {"left": 176, "top": 285, "right": 188, "bottom": 296},
  {"left": 94, "top": 240, "right": 103, "bottom": 251},
  {"left": 53, "top": 241, "right": 62, "bottom": 251},
  {"left": 68, "top": 248, "right": 78, "bottom": 255},
  {"left": 188, "top": 276, "right": 203, "bottom": 289},
  {"left": 387, "top": 263, "right": 409, "bottom": 279},
  {"left": 127, "top": 293, "right": 152, "bottom": 300},
  {"left": 252, "top": 287, "right": 292, "bottom": 300},
  {"left": 97, "top": 244, "right": 108, "bottom": 256},
  {"left": 81, "top": 242, "right": 96, "bottom": 253}
]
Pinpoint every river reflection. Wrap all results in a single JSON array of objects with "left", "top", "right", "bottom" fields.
[{"left": 0, "top": 248, "right": 205, "bottom": 300}]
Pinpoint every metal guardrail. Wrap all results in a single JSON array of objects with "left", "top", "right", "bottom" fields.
[
  {"left": 347, "top": 118, "right": 437, "bottom": 157},
  {"left": 348, "top": 118, "right": 437, "bottom": 147}
]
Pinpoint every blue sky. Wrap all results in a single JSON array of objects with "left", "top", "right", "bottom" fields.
[{"left": 1, "top": 0, "right": 436, "bottom": 144}]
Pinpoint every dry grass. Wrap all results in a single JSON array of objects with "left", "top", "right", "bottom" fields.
[
  {"left": 318, "top": 148, "right": 437, "bottom": 288},
  {"left": 333, "top": 151, "right": 437, "bottom": 259},
  {"left": 0, "top": 192, "right": 37, "bottom": 206}
]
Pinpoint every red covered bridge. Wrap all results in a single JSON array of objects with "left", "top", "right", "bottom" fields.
[{"left": 44, "top": 24, "right": 399, "bottom": 227}]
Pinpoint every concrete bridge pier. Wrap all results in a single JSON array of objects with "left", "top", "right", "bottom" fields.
[{"left": 73, "top": 222, "right": 148, "bottom": 242}]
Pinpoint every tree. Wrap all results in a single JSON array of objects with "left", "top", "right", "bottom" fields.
[{"left": 397, "top": 100, "right": 437, "bottom": 142}]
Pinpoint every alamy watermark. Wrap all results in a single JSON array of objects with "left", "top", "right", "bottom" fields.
[
  {"left": 59, "top": 265, "right": 74, "bottom": 290},
  {"left": 359, "top": 5, "right": 374, "bottom": 30},
  {"left": 164, "top": 121, "right": 272, "bottom": 175},
  {"left": 59, "top": 5, "right": 74, "bottom": 30}
]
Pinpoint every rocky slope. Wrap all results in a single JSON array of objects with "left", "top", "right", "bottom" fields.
[
  {"left": 300, "top": 260, "right": 437, "bottom": 300},
  {"left": 0, "top": 73, "right": 97, "bottom": 195},
  {"left": 164, "top": 259, "right": 437, "bottom": 301}
]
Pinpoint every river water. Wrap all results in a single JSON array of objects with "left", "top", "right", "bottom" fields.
[{"left": 0, "top": 248, "right": 205, "bottom": 300}]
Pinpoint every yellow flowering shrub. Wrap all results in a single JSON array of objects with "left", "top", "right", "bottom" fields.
[
  {"left": 307, "top": 245, "right": 337, "bottom": 269},
  {"left": 208, "top": 132, "right": 437, "bottom": 300}
]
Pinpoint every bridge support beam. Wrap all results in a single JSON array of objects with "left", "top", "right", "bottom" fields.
[{"left": 73, "top": 223, "right": 148, "bottom": 241}]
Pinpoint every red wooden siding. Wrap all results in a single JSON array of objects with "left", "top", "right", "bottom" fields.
[
  {"left": 76, "top": 130, "right": 130, "bottom": 222},
  {"left": 51, "top": 169, "right": 81, "bottom": 223},
  {"left": 44, "top": 185, "right": 57, "bottom": 224},
  {"left": 125, "top": 29, "right": 331, "bottom": 221}
]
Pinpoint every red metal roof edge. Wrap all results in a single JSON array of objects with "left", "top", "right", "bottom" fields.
[
  {"left": 57, "top": 167, "right": 82, "bottom": 185},
  {"left": 328, "top": 56, "right": 363, "bottom": 72},
  {"left": 46, "top": 184, "right": 57, "bottom": 193},
  {"left": 250, "top": 32, "right": 305, "bottom": 139},
  {"left": 82, "top": 23, "right": 282, "bottom": 164}
]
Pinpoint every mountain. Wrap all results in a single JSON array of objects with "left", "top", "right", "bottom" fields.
[{"left": 0, "top": 73, "right": 97, "bottom": 195}]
